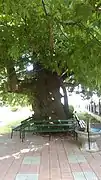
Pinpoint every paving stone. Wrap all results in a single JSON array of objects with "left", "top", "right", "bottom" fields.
[
  {"left": 73, "top": 171, "right": 98, "bottom": 180},
  {"left": 70, "top": 163, "right": 81, "bottom": 172},
  {"left": 73, "top": 172, "right": 86, "bottom": 180},
  {"left": 0, "top": 145, "right": 7, "bottom": 151},
  {"left": 22, "top": 156, "right": 40, "bottom": 165},
  {"left": 76, "top": 155, "right": 87, "bottom": 163},
  {"left": 0, "top": 138, "right": 15, "bottom": 144},
  {"left": 15, "top": 173, "right": 38, "bottom": 180},
  {"left": 68, "top": 154, "right": 87, "bottom": 163},
  {"left": 80, "top": 162, "right": 92, "bottom": 171},
  {"left": 84, "top": 171, "right": 98, "bottom": 180},
  {"left": 0, "top": 138, "right": 9, "bottom": 143},
  {"left": 68, "top": 154, "right": 77, "bottom": 163}
]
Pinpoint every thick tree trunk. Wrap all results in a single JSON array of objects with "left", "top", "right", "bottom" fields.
[
  {"left": 6, "top": 62, "right": 18, "bottom": 92},
  {"left": 31, "top": 70, "right": 69, "bottom": 120},
  {"left": 6, "top": 62, "right": 70, "bottom": 120}
]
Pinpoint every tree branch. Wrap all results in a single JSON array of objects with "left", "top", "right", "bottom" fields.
[
  {"left": 6, "top": 62, "right": 18, "bottom": 92},
  {"left": 42, "top": 0, "right": 48, "bottom": 16},
  {"left": 42, "top": 0, "right": 54, "bottom": 57},
  {"left": 60, "top": 20, "right": 80, "bottom": 26},
  {"left": 7, "top": 78, "right": 36, "bottom": 93},
  {"left": 78, "top": 22, "right": 101, "bottom": 46},
  {"left": 6, "top": 61, "right": 36, "bottom": 93},
  {"left": 60, "top": 20, "right": 101, "bottom": 47}
]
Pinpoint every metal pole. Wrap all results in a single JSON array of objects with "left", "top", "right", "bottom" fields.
[{"left": 87, "top": 118, "right": 90, "bottom": 150}]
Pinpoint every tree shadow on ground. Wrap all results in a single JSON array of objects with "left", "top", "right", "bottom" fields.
[{"left": 0, "top": 131, "right": 80, "bottom": 161}]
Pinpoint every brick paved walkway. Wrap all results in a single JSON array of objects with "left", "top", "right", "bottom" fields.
[{"left": 0, "top": 133, "right": 101, "bottom": 180}]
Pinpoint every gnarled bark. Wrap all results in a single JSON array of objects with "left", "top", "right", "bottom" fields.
[
  {"left": 6, "top": 62, "right": 69, "bottom": 120},
  {"left": 32, "top": 70, "right": 68, "bottom": 120}
]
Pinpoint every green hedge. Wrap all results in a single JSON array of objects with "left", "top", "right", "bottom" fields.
[{"left": 77, "top": 112, "right": 99, "bottom": 123}]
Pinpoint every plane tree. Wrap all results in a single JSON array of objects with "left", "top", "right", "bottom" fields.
[{"left": 0, "top": 0, "right": 101, "bottom": 120}]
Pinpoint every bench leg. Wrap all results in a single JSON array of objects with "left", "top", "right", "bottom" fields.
[
  {"left": 22, "top": 131, "right": 25, "bottom": 142},
  {"left": 74, "top": 132, "right": 78, "bottom": 140},
  {"left": 11, "top": 130, "right": 13, "bottom": 139},
  {"left": 49, "top": 133, "right": 51, "bottom": 141}
]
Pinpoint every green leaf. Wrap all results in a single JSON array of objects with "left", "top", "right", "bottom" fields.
[{"left": 74, "top": 3, "right": 92, "bottom": 21}]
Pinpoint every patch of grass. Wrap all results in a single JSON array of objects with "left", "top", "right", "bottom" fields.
[
  {"left": 0, "top": 119, "right": 22, "bottom": 134},
  {"left": 77, "top": 112, "right": 99, "bottom": 123}
]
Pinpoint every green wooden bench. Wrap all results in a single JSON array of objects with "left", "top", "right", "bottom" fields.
[
  {"left": 11, "top": 116, "right": 32, "bottom": 139},
  {"left": 11, "top": 125, "right": 22, "bottom": 139},
  {"left": 22, "top": 119, "right": 76, "bottom": 142},
  {"left": 11, "top": 118, "right": 77, "bottom": 142}
]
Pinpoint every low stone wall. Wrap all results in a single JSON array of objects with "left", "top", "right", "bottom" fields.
[{"left": 86, "top": 110, "right": 101, "bottom": 122}]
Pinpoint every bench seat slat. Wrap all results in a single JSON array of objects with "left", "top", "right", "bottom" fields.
[
  {"left": 21, "top": 119, "right": 74, "bottom": 124},
  {"left": 27, "top": 124, "right": 74, "bottom": 127},
  {"left": 23, "top": 128, "right": 74, "bottom": 132}
]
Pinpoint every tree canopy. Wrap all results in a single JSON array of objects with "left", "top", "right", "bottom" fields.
[{"left": 0, "top": 0, "right": 101, "bottom": 105}]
